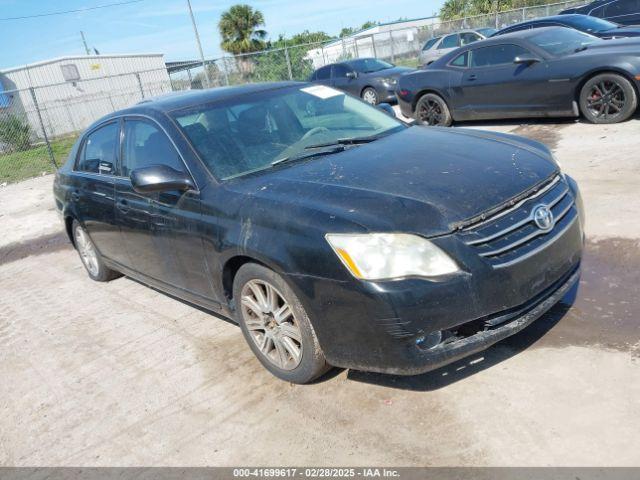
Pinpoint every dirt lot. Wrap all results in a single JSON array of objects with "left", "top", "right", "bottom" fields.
[{"left": 1, "top": 117, "right": 639, "bottom": 466}]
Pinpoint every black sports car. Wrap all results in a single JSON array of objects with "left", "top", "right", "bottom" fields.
[
  {"left": 397, "top": 27, "right": 640, "bottom": 125},
  {"left": 493, "top": 13, "right": 640, "bottom": 39}
]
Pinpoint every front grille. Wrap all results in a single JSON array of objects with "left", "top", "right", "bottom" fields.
[{"left": 458, "top": 175, "right": 578, "bottom": 268}]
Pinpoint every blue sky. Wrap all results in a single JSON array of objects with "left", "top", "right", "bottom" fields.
[{"left": 0, "top": 0, "right": 445, "bottom": 69}]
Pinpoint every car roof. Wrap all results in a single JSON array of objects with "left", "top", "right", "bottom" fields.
[
  {"left": 123, "top": 81, "right": 302, "bottom": 114},
  {"left": 519, "top": 13, "right": 593, "bottom": 23},
  {"left": 82, "top": 81, "right": 304, "bottom": 131},
  {"left": 489, "top": 25, "right": 568, "bottom": 40}
]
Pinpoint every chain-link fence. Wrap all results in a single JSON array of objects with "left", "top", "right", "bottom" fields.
[
  {"left": 168, "top": 0, "right": 585, "bottom": 90},
  {"left": 0, "top": 67, "right": 171, "bottom": 184}
]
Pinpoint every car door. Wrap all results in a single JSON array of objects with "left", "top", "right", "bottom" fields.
[
  {"left": 116, "top": 117, "right": 214, "bottom": 299},
  {"left": 71, "top": 121, "right": 129, "bottom": 265},
  {"left": 331, "top": 64, "right": 359, "bottom": 96},
  {"left": 459, "top": 43, "right": 551, "bottom": 118}
]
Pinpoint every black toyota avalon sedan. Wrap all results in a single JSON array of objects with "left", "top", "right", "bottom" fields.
[{"left": 54, "top": 82, "right": 584, "bottom": 383}]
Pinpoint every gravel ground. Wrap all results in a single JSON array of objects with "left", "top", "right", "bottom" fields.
[{"left": 1, "top": 117, "right": 639, "bottom": 466}]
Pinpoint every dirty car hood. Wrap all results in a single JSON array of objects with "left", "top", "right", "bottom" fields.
[{"left": 232, "top": 126, "right": 559, "bottom": 236}]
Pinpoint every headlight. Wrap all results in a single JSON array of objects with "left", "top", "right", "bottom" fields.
[
  {"left": 325, "top": 233, "right": 459, "bottom": 280},
  {"left": 380, "top": 77, "right": 397, "bottom": 86}
]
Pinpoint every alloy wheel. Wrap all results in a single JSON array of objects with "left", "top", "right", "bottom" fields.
[
  {"left": 240, "top": 279, "right": 303, "bottom": 370},
  {"left": 362, "top": 89, "right": 378, "bottom": 105},
  {"left": 586, "top": 80, "right": 627, "bottom": 121},
  {"left": 74, "top": 226, "right": 99, "bottom": 276},
  {"left": 418, "top": 98, "right": 445, "bottom": 125}
]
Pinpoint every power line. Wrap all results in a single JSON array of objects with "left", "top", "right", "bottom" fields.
[{"left": 0, "top": 0, "right": 146, "bottom": 21}]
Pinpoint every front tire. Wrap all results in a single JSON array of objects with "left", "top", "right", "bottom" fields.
[
  {"left": 579, "top": 73, "right": 637, "bottom": 124},
  {"left": 361, "top": 87, "right": 379, "bottom": 105},
  {"left": 415, "top": 93, "right": 453, "bottom": 126},
  {"left": 72, "top": 220, "right": 120, "bottom": 282},
  {"left": 233, "top": 263, "right": 329, "bottom": 384}
]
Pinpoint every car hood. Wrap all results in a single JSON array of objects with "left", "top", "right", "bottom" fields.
[
  {"left": 600, "top": 26, "right": 640, "bottom": 37},
  {"left": 228, "top": 126, "right": 559, "bottom": 237},
  {"left": 576, "top": 36, "right": 640, "bottom": 52},
  {"left": 363, "top": 66, "right": 414, "bottom": 79}
]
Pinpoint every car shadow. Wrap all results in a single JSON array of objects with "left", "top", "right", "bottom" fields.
[{"left": 346, "top": 287, "right": 576, "bottom": 392}]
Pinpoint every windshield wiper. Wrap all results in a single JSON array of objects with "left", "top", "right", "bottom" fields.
[
  {"left": 271, "top": 145, "right": 346, "bottom": 167},
  {"left": 304, "top": 134, "right": 382, "bottom": 150}
]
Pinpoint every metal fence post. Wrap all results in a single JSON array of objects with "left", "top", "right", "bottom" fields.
[
  {"left": 29, "top": 87, "right": 56, "bottom": 169},
  {"left": 284, "top": 46, "right": 293, "bottom": 80},
  {"left": 354, "top": 39, "right": 360, "bottom": 58},
  {"left": 371, "top": 34, "right": 377, "bottom": 58},
  {"left": 135, "top": 73, "right": 145, "bottom": 99},
  {"left": 389, "top": 32, "right": 395, "bottom": 62},
  {"left": 221, "top": 58, "right": 230, "bottom": 86},
  {"left": 523, "top": 6, "right": 526, "bottom": 21}
]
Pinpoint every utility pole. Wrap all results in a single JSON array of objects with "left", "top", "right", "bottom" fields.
[
  {"left": 186, "top": 0, "right": 211, "bottom": 88},
  {"left": 80, "top": 31, "right": 90, "bottom": 55}
]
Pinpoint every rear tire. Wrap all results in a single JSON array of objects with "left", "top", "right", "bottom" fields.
[
  {"left": 72, "top": 220, "right": 120, "bottom": 282},
  {"left": 233, "top": 263, "right": 330, "bottom": 384},
  {"left": 415, "top": 93, "right": 453, "bottom": 126},
  {"left": 579, "top": 73, "right": 637, "bottom": 124}
]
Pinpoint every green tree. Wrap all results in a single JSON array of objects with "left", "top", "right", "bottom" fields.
[
  {"left": 0, "top": 115, "right": 31, "bottom": 152},
  {"left": 218, "top": 4, "right": 267, "bottom": 62},
  {"left": 439, "top": 0, "right": 557, "bottom": 20},
  {"left": 252, "top": 31, "right": 332, "bottom": 82}
]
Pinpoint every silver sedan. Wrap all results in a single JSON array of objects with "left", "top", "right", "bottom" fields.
[{"left": 420, "top": 29, "right": 488, "bottom": 66}]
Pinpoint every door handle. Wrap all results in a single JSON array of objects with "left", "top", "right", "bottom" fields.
[
  {"left": 467, "top": 74, "right": 477, "bottom": 81},
  {"left": 116, "top": 199, "right": 130, "bottom": 213}
]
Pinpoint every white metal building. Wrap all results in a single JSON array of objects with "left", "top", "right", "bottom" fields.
[
  {"left": 0, "top": 53, "right": 172, "bottom": 138},
  {"left": 306, "top": 16, "right": 440, "bottom": 68}
]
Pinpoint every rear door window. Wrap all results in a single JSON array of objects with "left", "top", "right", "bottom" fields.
[
  {"left": 76, "top": 122, "right": 118, "bottom": 175},
  {"left": 121, "top": 119, "right": 185, "bottom": 177}
]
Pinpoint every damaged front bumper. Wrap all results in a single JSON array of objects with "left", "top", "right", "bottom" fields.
[{"left": 362, "top": 264, "right": 579, "bottom": 376}]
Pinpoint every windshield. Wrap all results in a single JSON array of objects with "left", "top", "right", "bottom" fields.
[
  {"left": 348, "top": 58, "right": 394, "bottom": 73},
  {"left": 529, "top": 28, "right": 600, "bottom": 56},
  {"left": 172, "top": 85, "right": 404, "bottom": 180},
  {"left": 563, "top": 15, "right": 618, "bottom": 32}
]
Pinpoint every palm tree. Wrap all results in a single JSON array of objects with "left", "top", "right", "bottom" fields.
[{"left": 218, "top": 4, "right": 267, "bottom": 56}]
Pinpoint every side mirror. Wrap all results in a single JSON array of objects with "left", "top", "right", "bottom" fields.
[
  {"left": 130, "top": 165, "right": 194, "bottom": 194},
  {"left": 514, "top": 55, "right": 541, "bottom": 65},
  {"left": 346, "top": 71, "right": 357, "bottom": 79},
  {"left": 377, "top": 103, "right": 396, "bottom": 118}
]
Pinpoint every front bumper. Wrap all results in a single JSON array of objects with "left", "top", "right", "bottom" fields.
[
  {"left": 287, "top": 177, "right": 584, "bottom": 375},
  {"left": 377, "top": 86, "right": 398, "bottom": 104},
  {"left": 376, "top": 264, "right": 579, "bottom": 375}
]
